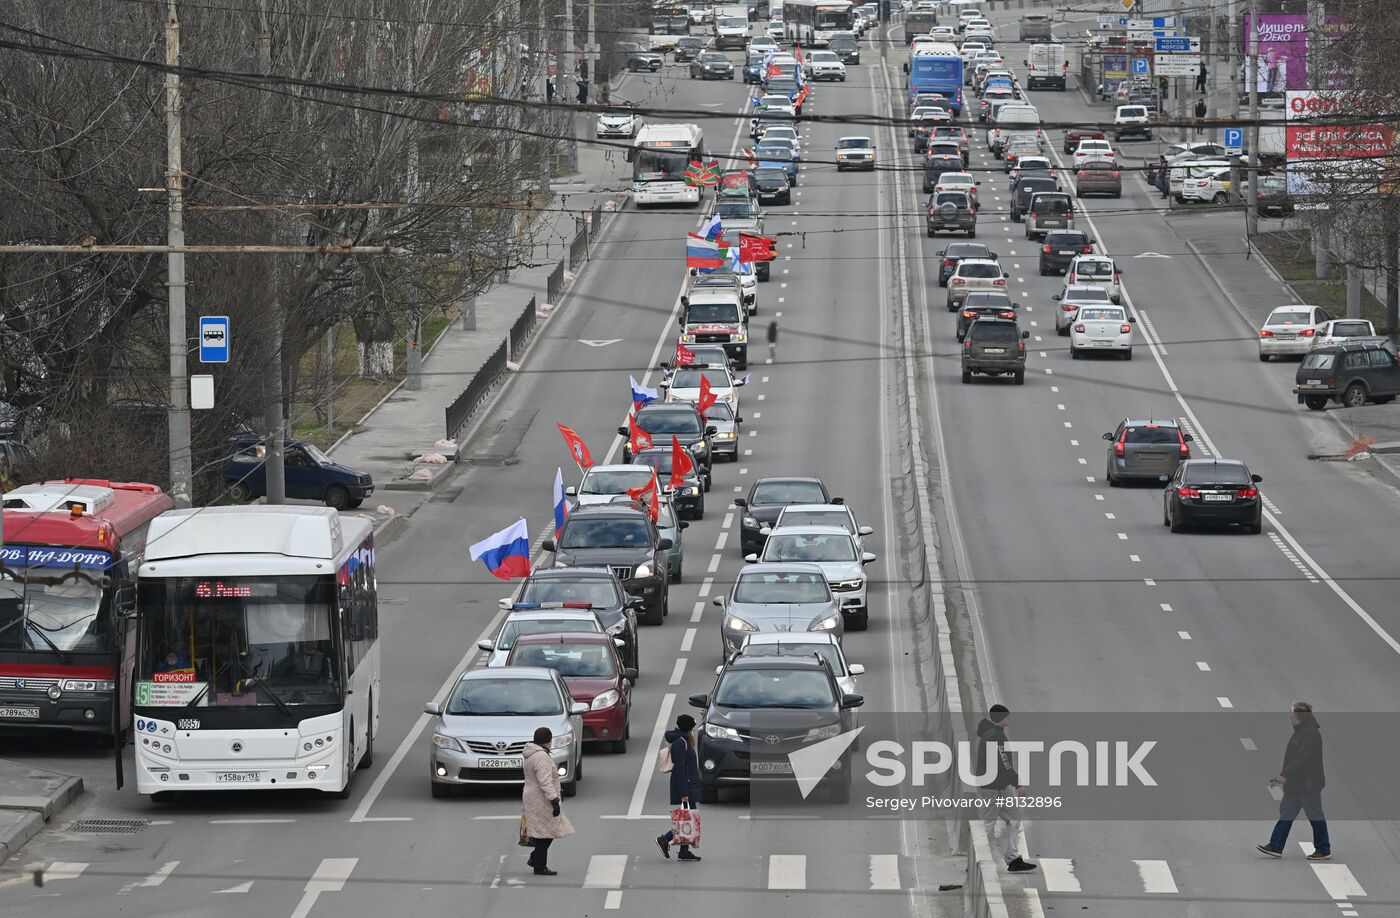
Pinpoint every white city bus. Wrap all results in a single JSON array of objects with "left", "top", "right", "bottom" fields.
[
  {"left": 132, "top": 506, "right": 379, "bottom": 800},
  {"left": 629, "top": 123, "right": 706, "bottom": 206},
  {"left": 783, "top": 0, "right": 854, "bottom": 46}
]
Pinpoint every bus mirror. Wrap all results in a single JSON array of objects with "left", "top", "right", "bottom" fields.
[
  {"left": 114, "top": 584, "right": 137, "bottom": 616},
  {"left": 625, "top": 148, "right": 636, "bottom": 163}
]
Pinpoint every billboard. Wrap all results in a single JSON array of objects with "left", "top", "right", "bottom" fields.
[
  {"left": 1242, "top": 12, "right": 1307, "bottom": 92},
  {"left": 1285, "top": 90, "right": 1396, "bottom": 196}
]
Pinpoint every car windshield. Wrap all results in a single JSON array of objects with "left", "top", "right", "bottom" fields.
[
  {"left": 1066, "top": 287, "right": 1110, "bottom": 301},
  {"left": 1125, "top": 426, "right": 1180, "bottom": 444},
  {"left": 751, "top": 481, "right": 826, "bottom": 504},
  {"left": 510, "top": 641, "right": 617, "bottom": 678},
  {"left": 812, "top": 52, "right": 838, "bottom": 62},
  {"left": 971, "top": 323, "right": 1019, "bottom": 343},
  {"left": 741, "top": 642, "right": 844, "bottom": 673},
  {"left": 497, "top": 617, "right": 601, "bottom": 650},
  {"left": 700, "top": 53, "right": 727, "bottom": 62},
  {"left": 713, "top": 669, "right": 837, "bottom": 708},
  {"left": 959, "top": 263, "right": 1001, "bottom": 278},
  {"left": 519, "top": 579, "right": 620, "bottom": 608},
  {"left": 754, "top": 168, "right": 788, "bottom": 183},
  {"left": 733, "top": 571, "right": 831, "bottom": 603},
  {"left": 671, "top": 368, "right": 731, "bottom": 388},
  {"left": 1183, "top": 464, "right": 1252, "bottom": 486},
  {"left": 582, "top": 469, "right": 656, "bottom": 494},
  {"left": 446, "top": 677, "right": 563, "bottom": 715},
  {"left": 764, "top": 533, "right": 857, "bottom": 562},
  {"left": 686, "top": 302, "right": 742, "bottom": 323},
  {"left": 1121, "top": 107, "right": 1147, "bottom": 117},
  {"left": 838, "top": 138, "right": 872, "bottom": 149},
  {"left": 633, "top": 149, "right": 690, "bottom": 183},
  {"left": 634, "top": 452, "right": 681, "bottom": 476},
  {"left": 1268, "top": 309, "right": 1313, "bottom": 325},
  {"left": 1079, "top": 308, "right": 1125, "bottom": 321},
  {"left": 706, "top": 401, "right": 735, "bottom": 421},
  {"left": 765, "top": 128, "right": 797, "bottom": 140},
  {"left": 560, "top": 517, "right": 651, "bottom": 549},
  {"left": 831, "top": 39, "right": 856, "bottom": 49},
  {"left": 779, "top": 510, "right": 853, "bottom": 532},
  {"left": 638, "top": 411, "right": 701, "bottom": 435},
  {"left": 715, "top": 201, "right": 756, "bottom": 219}
]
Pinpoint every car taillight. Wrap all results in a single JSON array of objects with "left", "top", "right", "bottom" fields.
[
  {"left": 1238, "top": 487, "right": 1259, "bottom": 499},
  {"left": 1120, "top": 324, "right": 1133, "bottom": 334},
  {"left": 968, "top": 208, "right": 976, "bottom": 216},
  {"left": 952, "top": 278, "right": 965, "bottom": 285},
  {"left": 963, "top": 340, "right": 972, "bottom": 348},
  {"left": 993, "top": 278, "right": 1006, "bottom": 285},
  {"left": 1178, "top": 486, "right": 1200, "bottom": 498},
  {"left": 943, "top": 259, "right": 956, "bottom": 267},
  {"left": 1260, "top": 329, "right": 1274, "bottom": 338},
  {"left": 1073, "top": 323, "right": 1085, "bottom": 333},
  {"left": 1082, "top": 246, "right": 1093, "bottom": 253},
  {"left": 1066, "top": 210, "right": 1074, "bottom": 219},
  {"left": 963, "top": 310, "right": 977, "bottom": 319},
  {"left": 998, "top": 311, "right": 1015, "bottom": 319},
  {"left": 1061, "top": 304, "right": 1076, "bottom": 311},
  {"left": 1114, "top": 436, "right": 1126, "bottom": 458},
  {"left": 1043, "top": 245, "right": 1051, "bottom": 253},
  {"left": 929, "top": 207, "right": 937, "bottom": 215},
  {"left": 1179, "top": 436, "right": 1191, "bottom": 459},
  {"left": 1113, "top": 273, "right": 1120, "bottom": 282},
  {"left": 1029, "top": 212, "right": 1038, "bottom": 220},
  {"left": 1326, "top": 376, "right": 1335, "bottom": 388},
  {"left": 1300, "top": 328, "right": 1316, "bottom": 336}
]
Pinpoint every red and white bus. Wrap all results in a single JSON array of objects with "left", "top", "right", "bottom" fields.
[{"left": 0, "top": 480, "right": 174, "bottom": 740}]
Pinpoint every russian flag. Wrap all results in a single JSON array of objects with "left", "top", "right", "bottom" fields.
[
  {"left": 630, "top": 374, "right": 658, "bottom": 409},
  {"left": 469, "top": 518, "right": 531, "bottom": 580},
  {"left": 552, "top": 468, "right": 569, "bottom": 539},
  {"left": 698, "top": 213, "right": 723, "bottom": 241},
  {"left": 686, "top": 233, "right": 724, "bottom": 270}
]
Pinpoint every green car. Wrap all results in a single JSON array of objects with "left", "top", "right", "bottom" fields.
[{"left": 657, "top": 497, "right": 689, "bottom": 582}]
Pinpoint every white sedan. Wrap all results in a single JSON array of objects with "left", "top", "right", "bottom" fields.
[
  {"left": 1073, "top": 139, "right": 1117, "bottom": 171},
  {"left": 1259, "top": 304, "right": 1332, "bottom": 360},
  {"left": 663, "top": 364, "right": 746, "bottom": 411},
  {"left": 1070, "top": 305, "right": 1135, "bottom": 359},
  {"left": 1311, "top": 318, "right": 1378, "bottom": 349}
]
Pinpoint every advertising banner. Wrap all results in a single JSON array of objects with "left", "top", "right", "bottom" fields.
[
  {"left": 1285, "top": 90, "right": 1395, "bottom": 196},
  {"left": 1242, "top": 12, "right": 1307, "bottom": 92}
]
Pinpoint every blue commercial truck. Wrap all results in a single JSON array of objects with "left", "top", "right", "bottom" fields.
[{"left": 907, "top": 52, "right": 964, "bottom": 113}]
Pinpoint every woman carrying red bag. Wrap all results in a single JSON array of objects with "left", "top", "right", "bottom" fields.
[{"left": 655, "top": 714, "right": 703, "bottom": 862}]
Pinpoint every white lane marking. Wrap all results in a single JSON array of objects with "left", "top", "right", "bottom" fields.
[
  {"left": 716, "top": 530, "right": 729, "bottom": 550},
  {"left": 210, "top": 818, "right": 296, "bottom": 824},
  {"left": 626, "top": 693, "right": 675, "bottom": 818},
  {"left": 743, "top": 449, "right": 753, "bottom": 456},
  {"left": 351, "top": 606, "right": 506, "bottom": 822},
  {"left": 753, "top": 412, "right": 761, "bottom": 419},
  {"left": 1070, "top": 439, "right": 1079, "bottom": 447},
  {"left": 722, "top": 511, "right": 734, "bottom": 529},
  {"left": 43, "top": 863, "right": 88, "bottom": 882},
  {"left": 692, "top": 599, "right": 705, "bottom": 619},
  {"left": 740, "top": 467, "right": 749, "bottom": 475},
  {"left": 1217, "top": 697, "right": 1233, "bottom": 708},
  {"left": 1160, "top": 603, "right": 1173, "bottom": 611},
  {"left": 1076, "top": 458, "right": 1086, "bottom": 465},
  {"left": 869, "top": 854, "right": 900, "bottom": 890},
  {"left": 768, "top": 855, "right": 806, "bottom": 889},
  {"left": 681, "top": 628, "right": 696, "bottom": 652},
  {"left": 758, "top": 393, "right": 766, "bottom": 400},
  {"left": 1064, "top": 421, "right": 1072, "bottom": 428},
  {"left": 1133, "top": 859, "right": 1178, "bottom": 894},
  {"left": 1129, "top": 554, "right": 1141, "bottom": 562},
  {"left": 119, "top": 861, "right": 179, "bottom": 895},
  {"left": 1095, "top": 494, "right": 1104, "bottom": 501},
  {"left": 1056, "top": 404, "right": 1065, "bottom": 411},
  {"left": 1310, "top": 863, "right": 1366, "bottom": 900},
  {"left": 1197, "top": 661, "right": 1211, "bottom": 671},
  {"left": 1049, "top": 385, "right": 1058, "bottom": 392},
  {"left": 761, "top": 375, "right": 770, "bottom": 383},
  {"left": 584, "top": 854, "right": 628, "bottom": 889},
  {"left": 707, "top": 554, "right": 721, "bottom": 573},
  {"left": 214, "top": 881, "right": 254, "bottom": 894},
  {"left": 749, "top": 430, "right": 757, "bottom": 437},
  {"left": 1241, "top": 737, "right": 1257, "bottom": 751},
  {"left": 1179, "top": 631, "right": 1192, "bottom": 639},
  {"left": 1117, "top": 532, "right": 1127, "bottom": 540},
  {"left": 1040, "top": 858, "right": 1081, "bottom": 893},
  {"left": 605, "top": 890, "right": 624, "bottom": 909},
  {"left": 670, "top": 658, "right": 687, "bottom": 685},
  {"left": 1144, "top": 577, "right": 1155, "bottom": 585},
  {"left": 290, "top": 858, "right": 358, "bottom": 918},
  {"left": 698, "top": 577, "right": 713, "bottom": 597}
]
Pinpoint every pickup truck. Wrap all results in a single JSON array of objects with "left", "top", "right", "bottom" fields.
[
  {"left": 716, "top": 210, "right": 771, "bottom": 282},
  {"left": 678, "top": 289, "right": 750, "bottom": 369}
]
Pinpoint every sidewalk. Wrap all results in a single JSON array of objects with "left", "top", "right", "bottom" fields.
[
  {"left": 0, "top": 758, "right": 82, "bottom": 863},
  {"left": 327, "top": 119, "right": 629, "bottom": 540}
]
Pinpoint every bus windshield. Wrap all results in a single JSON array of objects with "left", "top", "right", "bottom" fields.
[
  {"left": 633, "top": 148, "right": 691, "bottom": 183},
  {"left": 0, "top": 566, "right": 108, "bottom": 654},
  {"left": 136, "top": 575, "right": 340, "bottom": 708}
]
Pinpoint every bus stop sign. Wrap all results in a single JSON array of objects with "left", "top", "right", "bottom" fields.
[{"left": 199, "top": 316, "right": 230, "bottom": 363}]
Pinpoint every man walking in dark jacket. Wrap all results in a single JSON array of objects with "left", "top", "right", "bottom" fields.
[
  {"left": 656, "top": 714, "right": 703, "bottom": 862},
  {"left": 976, "top": 705, "right": 1037, "bottom": 873},
  {"left": 1258, "top": 702, "right": 1331, "bottom": 860}
]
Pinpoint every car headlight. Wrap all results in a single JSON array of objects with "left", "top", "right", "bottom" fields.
[
  {"left": 706, "top": 722, "right": 743, "bottom": 741},
  {"left": 684, "top": 486, "right": 700, "bottom": 496},
  {"left": 742, "top": 515, "right": 760, "bottom": 528},
  {"left": 834, "top": 579, "right": 864, "bottom": 591},
  {"left": 61, "top": 679, "right": 115, "bottom": 692},
  {"left": 813, "top": 614, "right": 841, "bottom": 631},
  {"left": 733, "top": 332, "right": 747, "bottom": 342},
  {"left": 590, "top": 689, "right": 620, "bottom": 711},
  {"left": 680, "top": 333, "right": 696, "bottom": 343},
  {"left": 693, "top": 440, "right": 708, "bottom": 452},
  {"left": 725, "top": 614, "right": 757, "bottom": 633},
  {"left": 432, "top": 733, "right": 465, "bottom": 752},
  {"left": 606, "top": 618, "right": 628, "bottom": 635},
  {"left": 634, "top": 561, "right": 654, "bottom": 579},
  {"left": 806, "top": 724, "right": 841, "bottom": 741},
  {"left": 715, "top": 431, "right": 736, "bottom": 440},
  {"left": 551, "top": 732, "right": 574, "bottom": 749}
]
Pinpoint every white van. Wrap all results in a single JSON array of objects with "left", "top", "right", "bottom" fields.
[{"left": 988, "top": 104, "right": 1041, "bottom": 155}]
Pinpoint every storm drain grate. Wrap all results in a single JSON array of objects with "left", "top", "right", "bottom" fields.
[{"left": 68, "top": 819, "right": 149, "bottom": 834}]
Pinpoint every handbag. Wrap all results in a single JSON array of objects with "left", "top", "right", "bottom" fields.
[
  {"left": 518, "top": 814, "right": 531, "bottom": 847},
  {"left": 658, "top": 743, "right": 674, "bottom": 774},
  {"left": 670, "top": 802, "right": 700, "bottom": 847}
]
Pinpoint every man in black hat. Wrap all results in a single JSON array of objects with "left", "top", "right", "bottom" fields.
[{"left": 976, "top": 704, "right": 1037, "bottom": 872}]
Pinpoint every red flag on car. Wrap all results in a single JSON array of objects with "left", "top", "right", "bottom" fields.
[
  {"left": 628, "top": 414, "right": 654, "bottom": 455},
  {"left": 557, "top": 423, "right": 594, "bottom": 469},
  {"left": 697, "top": 375, "right": 718, "bottom": 419},
  {"left": 738, "top": 232, "right": 778, "bottom": 263},
  {"left": 674, "top": 343, "right": 696, "bottom": 366},
  {"left": 626, "top": 470, "right": 660, "bottom": 522},
  {"left": 669, "top": 435, "right": 694, "bottom": 491}
]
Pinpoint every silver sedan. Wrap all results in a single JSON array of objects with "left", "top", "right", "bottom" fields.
[{"left": 713, "top": 562, "right": 844, "bottom": 655}]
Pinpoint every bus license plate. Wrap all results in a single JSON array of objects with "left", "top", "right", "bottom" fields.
[
  {"left": 750, "top": 761, "right": 793, "bottom": 775},
  {"left": 477, "top": 757, "right": 523, "bottom": 769},
  {"left": 215, "top": 772, "right": 262, "bottom": 783},
  {"left": 0, "top": 706, "right": 40, "bottom": 719}
]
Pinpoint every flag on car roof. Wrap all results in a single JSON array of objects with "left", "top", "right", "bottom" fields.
[
  {"left": 552, "top": 468, "right": 570, "bottom": 539},
  {"left": 557, "top": 423, "right": 594, "bottom": 469},
  {"left": 630, "top": 374, "right": 658, "bottom": 409},
  {"left": 697, "top": 375, "right": 718, "bottom": 419},
  {"left": 469, "top": 518, "right": 531, "bottom": 580},
  {"left": 685, "top": 232, "right": 725, "bottom": 270},
  {"left": 626, "top": 469, "right": 660, "bottom": 522},
  {"left": 674, "top": 343, "right": 696, "bottom": 366},
  {"left": 698, "top": 213, "right": 723, "bottom": 241},
  {"left": 738, "top": 232, "right": 778, "bottom": 263},
  {"left": 628, "top": 414, "right": 654, "bottom": 455},
  {"left": 669, "top": 435, "right": 694, "bottom": 491}
]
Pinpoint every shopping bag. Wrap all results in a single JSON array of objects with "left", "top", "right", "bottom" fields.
[
  {"left": 658, "top": 743, "right": 674, "bottom": 774},
  {"left": 518, "top": 814, "right": 531, "bottom": 847},
  {"left": 670, "top": 803, "right": 701, "bottom": 847}
]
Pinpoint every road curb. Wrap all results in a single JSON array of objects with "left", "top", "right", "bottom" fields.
[
  {"left": 0, "top": 761, "right": 83, "bottom": 861},
  {"left": 0, "top": 810, "right": 43, "bottom": 863}
]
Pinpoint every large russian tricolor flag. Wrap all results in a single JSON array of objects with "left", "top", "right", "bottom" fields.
[
  {"left": 686, "top": 233, "right": 725, "bottom": 270},
  {"left": 469, "top": 518, "right": 531, "bottom": 580}
]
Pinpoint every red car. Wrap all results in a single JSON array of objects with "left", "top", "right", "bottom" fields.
[
  {"left": 1063, "top": 126, "right": 1105, "bottom": 155},
  {"left": 507, "top": 632, "right": 636, "bottom": 753}
]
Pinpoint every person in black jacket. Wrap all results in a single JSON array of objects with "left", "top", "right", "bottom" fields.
[
  {"left": 1258, "top": 702, "right": 1331, "bottom": 860},
  {"left": 976, "top": 705, "right": 1037, "bottom": 873},
  {"left": 655, "top": 714, "right": 703, "bottom": 862}
]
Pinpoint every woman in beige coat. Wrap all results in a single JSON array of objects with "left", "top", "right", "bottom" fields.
[{"left": 522, "top": 726, "right": 575, "bottom": 876}]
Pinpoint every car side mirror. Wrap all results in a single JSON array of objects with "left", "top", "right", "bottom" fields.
[
  {"left": 564, "top": 486, "right": 577, "bottom": 497},
  {"left": 1003, "top": 272, "right": 1010, "bottom": 278},
  {"left": 424, "top": 702, "right": 442, "bottom": 716},
  {"left": 498, "top": 597, "right": 513, "bottom": 609},
  {"left": 715, "top": 664, "right": 724, "bottom": 675},
  {"left": 627, "top": 594, "right": 646, "bottom": 608},
  {"left": 902, "top": 62, "right": 909, "bottom": 73},
  {"left": 861, "top": 552, "right": 877, "bottom": 565},
  {"left": 1251, "top": 474, "right": 1263, "bottom": 483},
  {"left": 570, "top": 702, "right": 589, "bottom": 716},
  {"left": 541, "top": 539, "right": 556, "bottom": 552},
  {"left": 831, "top": 496, "right": 845, "bottom": 504},
  {"left": 744, "top": 553, "right": 759, "bottom": 563},
  {"left": 736, "top": 416, "right": 745, "bottom": 423},
  {"left": 659, "top": 380, "right": 670, "bottom": 388},
  {"left": 657, "top": 538, "right": 674, "bottom": 551},
  {"left": 617, "top": 426, "right": 629, "bottom": 437},
  {"left": 734, "top": 497, "right": 748, "bottom": 508},
  {"left": 688, "top": 693, "right": 709, "bottom": 709},
  {"left": 624, "top": 668, "right": 638, "bottom": 684},
  {"left": 712, "top": 596, "right": 725, "bottom": 607},
  {"left": 1087, "top": 238, "right": 1096, "bottom": 245},
  {"left": 849, "top": 663, "right": 865, "bottom": 676},
  {"left": 975, "top": 181, "right": 982, "bottom": 186},
  {"left": 680, "top": 296, "right": 689, "bottom": 307},
  {"left": 841, "top": 693, "right": 865, "bottom": 709},
  {"left": 858, "top": 525, "right": 873, "bottom": 536},
  {"left": 1102, "top": 432, "right": 1114, "bottom": 441},
  {"left": 1128, "top": 317, "right": 1137, "bottom": 323},
  {"left": 1183, "top": 434, "right": 1194, "bottom": 442},
  {"left": 706, "top": 425, "right": 718, "bottom": 435},
  {"left": 735, "top": 379, "right": 747, "bottom": 387},
  {"left": 615, "top": 638, "right": 627, "bottom": 649},
  {"left": 477, "top": 640, "right": 494, "bottom": 653},
  {"left": 1021, "top": 331, "right": 1030, "bottom": 339},
  {"left": 679, "top": 520, "right": 690, "bottom": 530}
]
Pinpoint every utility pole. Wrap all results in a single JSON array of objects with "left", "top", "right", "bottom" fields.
[
  {"left": 257, "top": 0, "right": 285, "bottom": 503},
  {"left": 1227, "top": 0, "right": 1241, "bottom": 204},
  {"left": 560, "top": 0, "right": 578, "bottom": 172},
  {"left": 587, "top": 0, "right": 597, "bottom": 106},
  {"left": 1245, "top": 0, "right": 1260, "bottom": 236},
  {"left": 165, "top": 0, "right": 193, "bottom": 509},
  {"left": 537, "top": 0, "right": 552, "bottom": 195}
]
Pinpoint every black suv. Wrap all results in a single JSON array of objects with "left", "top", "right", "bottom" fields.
[
  {"left": 510, "top": 568, "right": 642, "bottom": 672},
  {"left": 543, "top": 504, "right": 672, "bottom": 625},
  {"left": 956, "top": 291, "right": 1018, "bottom": 342},
  {"left": 936, "top": 243, "right": 999, "bottom": 287},
  {"left": 1295, "top": 339, "right": 1400, "bottom": 410},
  {"left": 961, "top": 317, "right": 1029, "bottom": 385},
  {"left": 735, "top": 476, "right": 837, "bottom": 556},
  {"left": 688, "top": 655, "right": 864, "bottom": 803},
  {"left": 673, "top": 36, "right": 705, "bottom": 62},
  {"left": 623, "top": 402, "right": 716, "bottom": 471},
  {"left": 1039, "top": 230, "right": 1095, "bottom": 275},
  {"left": 690, "top": 51, "right": 735, "bottom": 79},
  {"left": 921, "top": 154, "right": 965, "bottom": 193},
  {"left": 1009, "top": 175, "right": 1060, "bottom": 222},
  {"left": 926, "top": 191, "right": 977, "bottom": 237}
]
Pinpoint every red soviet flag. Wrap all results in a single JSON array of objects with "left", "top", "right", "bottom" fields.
[
  {"left": 697, "top": 375, "right": 718, "bottom": 419},
  {"left": 557, "top": 423, "right": 593, "bottom": 469},
  {"left": 626, "top": 470, "right": 660, "bottom": 522},
  {"left": 628, "top": 414, "right": 654, "bottom": 455},
  {"left": 738, "top": 232, "right": 777, "bottom": 263},
  {"left": 674, "top": 343, "right": 697, "bottom": 366},
  {"left": 669, "top": 435, "right": 694, "bottom": 490}
]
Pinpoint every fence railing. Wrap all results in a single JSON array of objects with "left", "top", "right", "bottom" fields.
[
  {"left": 445, "top": 339, "right": 508, "bottom": 440},
  {"left": 546, "top": 261, "right": 565, "bottom": 304},
  {"left": 568, "top": 230, "right": 588, "bottom": 271},
  {"left": 509, "top": 295, "right": 538, "bottom": 359}
]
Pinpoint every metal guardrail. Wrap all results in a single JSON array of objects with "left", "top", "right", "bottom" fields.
[
  {"left": 444, "top": 339, "right": 508, "bottom": 440},
  {"left": 568, "top": 229, "right": 588, "bottom": 270},
  {"left": 509, "top": 295, "right": 538, "bottom": 359},
  {"left": 546, "top": 261, "right": 565, "bottom": 304}
]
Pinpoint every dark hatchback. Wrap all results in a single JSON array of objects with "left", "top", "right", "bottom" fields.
[
  {"left": 752, "top": 167, "right": 792, "bottom": 204},
  {"left": 829, "top": 37, "right": 860, "bottom": 64},
  {"left": 510, "top": 568, "right": 642, "bottom": 673},
  {"left": 1009, "top": 175, "right": 1059, "bottom": 222},
  {"left": 956, "top": 291, "right": 1018, "bottom": 342},
  {"left": 1038, "top": 230, "right": 1095, "bottom": 275},
  {"left": 1103, "top": 418, "right": 1192, "bottom": 486},
  {"left": 631, "top": 446, "right": 706, "bottom": 519},
  {"left": 935, "top": 242, "right": 999, "bottom": 287},
  {"left": 673, "top": 36, "right": 705, "bottom": 62},
  {"left": 543, "top": 504, "right": 673, "bottom": 625},
  {"left": 1294, "top": 339, "right": 1400, "bottom": 410},
  {"left": 624, "top": 402, "right": 716, "bottom": 471},
  {"left": 735, "top": 476, "right": 836, "bottom": 556},
  {"left": 1163, "top": 459, "right": 1263, "bottom": 534},
  {"left": 689, "top": 655, "right": 863, "bottom": 803},
  {"left": 961, "top": 318, "right": 1029, "bottom": 385}
]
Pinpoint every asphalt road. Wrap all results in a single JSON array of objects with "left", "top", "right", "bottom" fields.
[{"left": 6, "top": 10, "right": 1400, "bottom": 918}]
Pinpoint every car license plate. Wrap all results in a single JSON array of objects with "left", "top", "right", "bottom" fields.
[
  {"left": 751, "top": 761, "right": 793, "bottom": 774},
  {"left": 983, "top": 347, "right": 1006, "bottom": 354},
  {"left": 476, "top": 757, "right": 523, "bottom": 769},
  {"left": 1276, "top": 333, "right": 1296, "bottom": 340},
  {"left": 215, "top": 772, "right": 262, "bottom": 783},
  {"left": 0, "top": 706, "right": 40, "bottom": 719},
  {"left": 1202, "top": 494, "right": 1233, "bottom": 502},
  {"left": 1058, "top": 250, "right": 1074, "bottom": 255},
  {"left": 1092, "top": 340, "right": 1112, "bottom": 346}
]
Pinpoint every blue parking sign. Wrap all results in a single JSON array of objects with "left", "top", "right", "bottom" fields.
[
  {"left": 199, "top": 316, "right": 230, "bottom": 363},
  {"left": 1224, "top": 128, "right": 1243, "bottom": 152},
  {"left": 1132, "top": 57, "right": 1150, "bottom": 76}
]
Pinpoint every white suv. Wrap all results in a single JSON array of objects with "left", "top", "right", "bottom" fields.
[
  {"left": 1113, "top": 104, "right": 1153, "bottom": 141},
  {"left": 945, "top": 258, "right": 1010, "bottom": 310},
  {"left": 805, "top": 51, "right": 847, "bottom": 81}
]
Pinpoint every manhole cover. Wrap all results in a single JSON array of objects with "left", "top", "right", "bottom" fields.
[{"left": 68, "top": 819, "right": 148, "bottom": 834}]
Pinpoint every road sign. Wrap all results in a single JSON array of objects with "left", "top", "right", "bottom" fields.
[
  {"left": 1223, "top": 127, "right": 1244, "bottom": 152},
  {"left": 1154, "top": 53, "right": 1200, "bottom": 76},
  {"left": 199, "top": 316, "right": 230, "bottom": 364},
  {"left": 1132, "top": 57, "right": 1150, "bottom": 76},
  {"left": 1155, "top": 37, "right": 1200, "bottom": 53},
  {"left": 1120, "top": 0, "right": 1134, "bottom": 11}
]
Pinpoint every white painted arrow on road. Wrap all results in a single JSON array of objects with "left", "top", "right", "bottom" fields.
[
  {"left": 579, "top": 338, "right": 624, "bottom": 347},
  {"left": 1134, "top": 252, "right": 1173, "bottom": 258}
]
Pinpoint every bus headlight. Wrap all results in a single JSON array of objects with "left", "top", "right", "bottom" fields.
[{"left": 61, "top": 679, "right": 115, "bottom": 692}]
